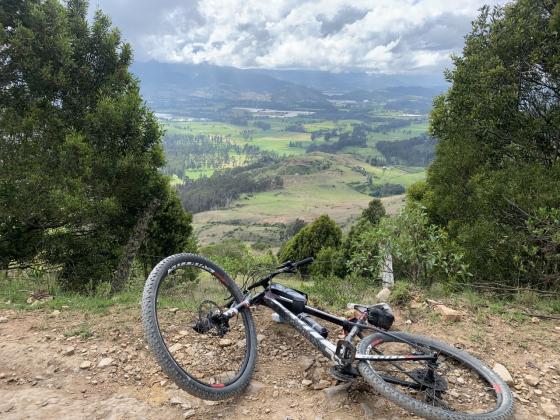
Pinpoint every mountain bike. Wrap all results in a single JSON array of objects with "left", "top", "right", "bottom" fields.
[{"left": 142, "top": 253, "right": 514, "bottom": 419}]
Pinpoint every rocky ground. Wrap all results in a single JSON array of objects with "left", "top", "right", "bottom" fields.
[{"left": 0, "top": 302, "right": 559, "bottom": 419}]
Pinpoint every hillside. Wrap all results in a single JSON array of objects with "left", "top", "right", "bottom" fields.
[
  {"left": 192, "top": 153, "right": 422, "bottom": 247},
  {"left": 131, "top": 62, "right": 333, "bottom": 113},
  {"left": 156, "top": 99, "right": 433, "bottom": 248},
  {"left": 250, "top": 68, "right": 446, "bottom": 93},
  {"left": 131, "top": 62, "right": 447, "bottom": 119}
]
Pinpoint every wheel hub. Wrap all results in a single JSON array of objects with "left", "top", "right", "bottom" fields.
[
  {"left": 193, "top": 300, "right": 230, "bottom": 336},
  {"left": 409, "top": 368, "right": 447, "bottom": 392}
]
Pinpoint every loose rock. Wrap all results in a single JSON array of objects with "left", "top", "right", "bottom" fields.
[
  {"left": 218, "top": 339, "right": 232, "bottom": 347},
  {"left": 97, "top": 357, "right": 113, "bottom": 369},
  {"left": 62, "top": 346, "right": 76, "bottom": 356},
  {"left": 0, "top": 316, "right": 8, "bottom": 323},
  {"left": 79, "top": 361, "right": 92, "bottom": 370},
  {"left": 493, "top": 363, "right": 514, "bottom": 385},
  {"left": 323, "top": 383, "right": 350, "bottom": 409},
  {"left": 299, "top": 356, "right": 314, "bottom": 371},
  {"left": 169, "top": 396, "right": 190, "bottom": 407},
  {"left": 312, "top": 380, "right": 330, "bottom": 390},
  {"left": 524, "top": 374, "right": 540, "bottom": 387},
  {"left": 169, "top": 343, "right": 183, "bottom": 353},
  {"left": 183, "top": 409, "right": 196, "bottom": 418},
  {"left": 376, "top": 288, "right": 391, "bottom": 303},
  {"left": 434, "top": 304, "right": 462, "bottom": 322}
]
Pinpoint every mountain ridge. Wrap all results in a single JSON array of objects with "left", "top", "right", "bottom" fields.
[{"left": 131, "top": 61, "right": 448, "bottom": 113}]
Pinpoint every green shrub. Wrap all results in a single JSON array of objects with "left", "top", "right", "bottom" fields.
[
  {"left": 406, "top": 181, "right": 428, "bottom": 203},
  {"left": 310, "top": 247, "right": 346, "bottom": 278},
  {"left": 200, "top": 240, "right": 277, "bottom": 279},
  {"left": 278, "top": 215, "right": 342, "bottom": 266},
  {"left": 251, "top": 242, "right": 269, "bottom": 251},
  {"left": 301, "top": 274, "right": 370, "bottom": 309},
  {"left": 369, "top": 183, "right": 405, "bottom": 198},
  {"left": 389, "top": 281, "right": 413, "bottom": 306},
  {"left": 281, "top": 218, "right": 307, "bottom": 240},
  {"left": 424, "top": 1, "right": 560, "bottom": 290},
  {"left": 361, "top": 199, "right": 386, "bottom": 225},
  {"left": 348, "top": 204, "right": 471, "bottom": 286},
  {"left": 0, "top": 2, "right": 182, "bottom": 291}
]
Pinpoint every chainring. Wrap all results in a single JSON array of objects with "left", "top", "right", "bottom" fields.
[{"left": 330, "top": 365, "right": 359, "bottom": 382}]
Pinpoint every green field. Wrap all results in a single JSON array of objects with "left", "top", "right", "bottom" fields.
[
  {"left": 162, "top": 116, "right": 429, "bottom": 177},
  {"left": 193, "top": 153, "right": 423, "bottom": 247},
  {"left": 163, "top": 114, "right": 429, "bottom": 247},
  {"left": 184, "top": 169, "right": 215, "bottom": 179},
  {"left": 303, "top": 120, "right": 359, "bottom": 131},
  {"left": 163, "top": 120, "right": 313, "bottom": 158}
]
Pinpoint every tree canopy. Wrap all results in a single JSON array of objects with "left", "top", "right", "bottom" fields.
[
  {"left": 278, "top": 215, "right": 342, "bottom": 265},
  {"left": 361, "top": 199, "right": 386, "bottom": 225},
  {"left": 425, "top": 0, "right": 560, "bottom": 288},
  {"left": 0, "top": 0, "right": 192, "bottom": 290}
]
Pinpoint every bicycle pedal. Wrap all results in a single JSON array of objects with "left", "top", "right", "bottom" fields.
[{"left": 335, "top": 340, "right": 356, "bottom": 364}]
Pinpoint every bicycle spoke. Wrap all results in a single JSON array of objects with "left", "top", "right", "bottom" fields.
[
  {"left": 361, "top": 336, "right": 503, "bottom": 415},
  {"left": 155, "top": 263, "right": 250, "bottom": 387}
]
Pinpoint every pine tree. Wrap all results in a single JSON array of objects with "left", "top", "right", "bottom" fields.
[{"left": 0, "top": 0, "right": 191, "bottom": 290}]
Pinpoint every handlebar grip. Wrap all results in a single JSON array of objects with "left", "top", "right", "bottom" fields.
[
  {"left": 293, "top": 257, "right": 314, "bottom": 268},
  {"left": 276, "top": 260, "right": 293, "bottom": 269}
]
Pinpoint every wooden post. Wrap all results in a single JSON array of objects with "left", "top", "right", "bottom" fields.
[{"left": 380, "top": 243, "right": 394, "bottom": 289}]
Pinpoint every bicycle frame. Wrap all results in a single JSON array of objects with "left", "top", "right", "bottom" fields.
[{"left": 222, "top": 286, "right": 437, "bottom": 366}]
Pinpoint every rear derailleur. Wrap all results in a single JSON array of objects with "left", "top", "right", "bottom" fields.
[{"left": 192, "top": 300, "right": 230, "bottom": 337}]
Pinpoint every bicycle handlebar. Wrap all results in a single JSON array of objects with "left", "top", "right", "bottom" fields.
[
  {"left": 247, "top": 257, "right": 314, "bottom": 291},
  {"left": 276, "top": 257, "right": 314, "bottom": 270},
  {"left": 292, "top": 256, "right": 314, "bottom": 268}
]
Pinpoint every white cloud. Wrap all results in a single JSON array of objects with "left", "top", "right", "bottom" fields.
[{"left": 95, "top": 0, "right": 506, "bottom": 73}]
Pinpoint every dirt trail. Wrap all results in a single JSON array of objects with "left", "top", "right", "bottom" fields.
[{"left": 1, "top": 304, "right": 559, "bottom": 419}]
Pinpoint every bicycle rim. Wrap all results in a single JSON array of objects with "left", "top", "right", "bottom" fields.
[
  {"left": 358, "top": 332, "right": 514, "bottom": 419},
  {"left": 154, "top": 259, "right": 252, "bottom": 388}
]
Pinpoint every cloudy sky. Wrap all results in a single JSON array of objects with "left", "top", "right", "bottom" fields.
[{"left": 92, "top": 0, "right": 506, "bottom": 74}]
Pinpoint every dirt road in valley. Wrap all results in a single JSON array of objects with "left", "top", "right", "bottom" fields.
[{"left": 0, "top": 304, "right": 559, "bottom": 419}]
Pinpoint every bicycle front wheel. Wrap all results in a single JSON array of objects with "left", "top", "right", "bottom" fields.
[
  {"left": 142, "top": 253, "right": 257, "bottom": 400},
  {"left": 358, "top": 332, "right": 514, "bottom": 419}
]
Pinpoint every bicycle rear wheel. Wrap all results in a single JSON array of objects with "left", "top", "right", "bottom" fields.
[
  {"left": 142, "top": 253, "right": 257, "bottom": 400},
  {"left": 358, "top": 332, "right": 514, "bottom": 419}
]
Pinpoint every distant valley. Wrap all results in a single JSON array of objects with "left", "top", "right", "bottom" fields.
[{"left": 130, "top": 62, "right": 445, "bottom": 247}]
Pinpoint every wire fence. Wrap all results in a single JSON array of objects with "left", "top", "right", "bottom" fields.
[{"left": 2, "top": 252, "right": 559, "bottom": 304}]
